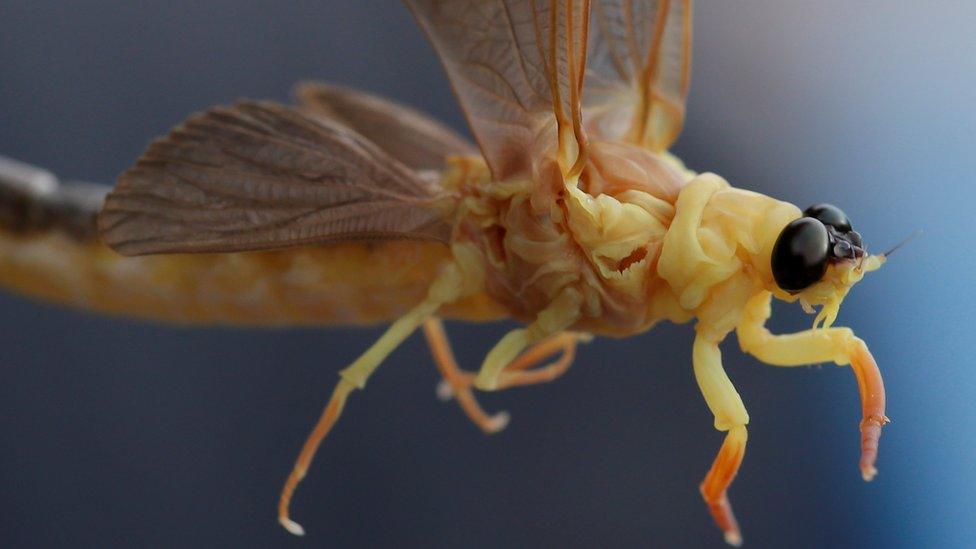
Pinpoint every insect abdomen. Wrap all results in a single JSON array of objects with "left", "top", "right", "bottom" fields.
[
  {"left": 0, "top": 232, "right": 505, "bottom": 326},
  {"left": 0, "top": 155, "right": 504, "bottom": 326}
]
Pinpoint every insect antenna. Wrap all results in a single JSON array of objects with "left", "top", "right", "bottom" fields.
[{"left": 880, "top": 229, "right": 922, "bottom": 258}]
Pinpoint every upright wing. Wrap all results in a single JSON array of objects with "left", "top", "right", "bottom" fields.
[
  {"left": 406, "top": 0, "right": 591, "bottom": 181},
  {"left": 585, "top": 0, "right": 692, "bottom": 151},
  {"left": 294, "top": 82, "right": 475, "bottom": 171},
  {"left": 98, "top": 102, "right": 455, "bottom": 256}
]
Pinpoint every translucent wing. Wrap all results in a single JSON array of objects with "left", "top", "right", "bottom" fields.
[
  {"left": 294, "top": 81, "right": 475, "bottom": 170},
  {"left": 406, "top": 0, "right": 591, "bottom": 181},
  {"left": 585, "top": 0, "right": 692, "bottom": 150},
  {"left": 98, "top": 101, "right": 455, "bottom": 256}
]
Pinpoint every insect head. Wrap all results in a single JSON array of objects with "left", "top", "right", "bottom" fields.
[{"left": 771, "top": 203, "right": 865, "bottom": 292}]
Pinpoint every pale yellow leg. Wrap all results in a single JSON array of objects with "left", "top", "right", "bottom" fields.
[
  {"left": 473, "top": 288, "right": 583, "bottom": 390},
  {"left": 277, "top": 262, "right": 466, "bottom": 536},
  {"left": 495, "top": 331, "right": 591, "bottom": 389},
  {"left": 736, "top": 292, "right": 888, "bottom": 481},
  {"left": 442, "top": 332, "right": 589, "bottom": 391},
  {"left": 693, "top": 333, "right": 749, "bottom": 547}
]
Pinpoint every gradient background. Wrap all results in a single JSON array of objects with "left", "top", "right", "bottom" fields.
[{"left": 0, "top": 1, "right": 972, "bottom": 547}]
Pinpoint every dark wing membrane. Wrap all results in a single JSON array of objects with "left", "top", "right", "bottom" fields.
[
  {"left": 98, "top": 101, "right": 455, "bottom": 256},
  {"left": 294, "top": 82, "right": 475, "bottom": 171},
  {"left": 406, "top": 0, "right": 591, "bottom": 181},
  {"left": 585, "top": 0, "right": 692, "bottom": 151}
]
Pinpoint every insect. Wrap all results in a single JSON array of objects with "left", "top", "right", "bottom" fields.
[{"left": 0, "top": 1, "right": 893, "bottom": 545}]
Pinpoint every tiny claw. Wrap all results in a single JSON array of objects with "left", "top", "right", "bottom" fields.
[
  {"left": 859, "top": 416, "right": 886, "bottom": 482},
  {"left": 703, "top": 491, "right": 742, "bottom": 548},
  {"left": 858, "top": 414, "right": 886, "bottom": 482},
  {"left": 861, "top": 465, "right": 878, "bottom": 482},
  {"left": 700, "top": 427, "right": 747, "bottom": 548},
  {"left": 575, "top": 332, "right": 595, "bottom": 344},
  {"left": 436, "top": 379, "right": 454, "bottom": 401},
  {"left": 279, "top": 517, "right": 306, "bottom": 536},
  {"left": 485, "top": 411, "right": 511, "bottom": 434}
]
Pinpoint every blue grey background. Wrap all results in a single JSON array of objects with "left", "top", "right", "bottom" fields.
[{"left": 0, "top": 1, "right": 972, "bottom": 547}]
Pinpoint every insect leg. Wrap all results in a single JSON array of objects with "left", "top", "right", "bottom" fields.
[
  {"left": 473, "top": 288, "right": 583, "bottom": 391},
  {"left": 494, "top": 331, "right": 591, "bottom": 390},
  {"left": 422, "top": 317, "right": 511, "bottom": 434},
  {"left": 453, "top": 331, "right": 588, "bottom": 392},
  {"left": 278, "top": 261, "right": 466, "bottom": 536},
  {"left": 693, "top": 332, "right": 750, "bottom": 547},
  {"left": 736, "top": 292, "right": 888, "bottom": 481},
  {"left": 439, "top": 333, "right": 585, "bottom": 393}
]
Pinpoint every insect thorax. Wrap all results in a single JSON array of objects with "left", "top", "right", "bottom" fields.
[{"left": 445, "top": 143, "right": 790, "bottom": 337}]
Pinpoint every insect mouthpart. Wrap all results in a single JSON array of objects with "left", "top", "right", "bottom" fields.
[
  {"left": 827, "top": 225, "right": 864, "bottom": 262},
  {"left": 802, "top": 203, "right": 865, "bottom": 262}
]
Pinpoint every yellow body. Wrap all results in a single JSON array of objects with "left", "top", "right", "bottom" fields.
[
  {"left": 0, "top": 146, "right": 885, "bottom": 547},
  {"left": 0, "top": 234, "right": 505, "bottom": 326},
  {"left": 0, "top": 2, "right": 890, "bottom": 543},
  {"left": 0, "top": 146, "right": 793, "bottom": 338},
  {"left": 0, "top": 145, "right": 804, "bottom": 337}
]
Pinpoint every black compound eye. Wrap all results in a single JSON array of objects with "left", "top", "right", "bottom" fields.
[
  {"left": 771, "top": 218, "right": 830, "bottom": 292},
  {"left": 802, "top": 203, "right": 852, "bottom": 232}
]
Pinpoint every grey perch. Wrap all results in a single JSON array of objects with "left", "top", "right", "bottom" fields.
[{"left": 0, "top": 155, "right": 107, "bottom": 239}]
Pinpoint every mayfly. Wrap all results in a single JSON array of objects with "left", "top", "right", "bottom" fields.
[{"left": 0, "top": 1, "right": 892, "bottom": 545}]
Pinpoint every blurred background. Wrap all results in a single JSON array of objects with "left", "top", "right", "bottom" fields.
[{"left": 0, "top": 1, "right": 973, "bottom": 547}]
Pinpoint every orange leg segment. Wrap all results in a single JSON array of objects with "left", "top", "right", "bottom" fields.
[
  {"left": 700, "top": 425, "right": 748, "bottom": 547},
  {"left": 849, "top": 340, "right": 889, "bottom": 481},
  {"left": 495, "top": 331, "right": 587, "bottom": 389},
  {"left": 276, "top": 277, "right": 453, "bottom": 536},
  {"left": 423, "top": 318, "right": 510, "bottom": 434},
  {"left": 278, "top": 379, "right": 355, "bottom": 536}
]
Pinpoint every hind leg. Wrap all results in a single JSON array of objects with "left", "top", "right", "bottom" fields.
[
  {"left": 423, "top": 318, "right": 511, "bottom": 434},
  {"left": 693, "top": 333, "right": 750, "bottom": 546},
  {"left": 278, "top": 261, "right": 467, "bottom": 535}
]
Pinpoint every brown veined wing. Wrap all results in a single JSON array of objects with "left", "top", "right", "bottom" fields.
[
  {"left": 98, "top": 101, "right": 457, "bottom": 256},
  {"left": 98, "top": 1, "right": 692, "bottom": 257},
  {"left": 294, "top": 81, "right": 476, "bottom": 171},
  {"left": 406, "top": 0, "right": 592, "bottom": 181},
  {"left": 585, "top": 0, "right": 693, "bottom": 151}
]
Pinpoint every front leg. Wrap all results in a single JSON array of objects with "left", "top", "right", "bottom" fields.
[
  {"left": 693, "top": 331, "right": 750, "bottom": 547},
  {"left": 736, "top": 292, "right": 888, "bottom": 480}
]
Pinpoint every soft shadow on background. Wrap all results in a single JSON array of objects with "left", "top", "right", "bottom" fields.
[{"left": 1, "top": 2, "right": 973, "bottom": 547}]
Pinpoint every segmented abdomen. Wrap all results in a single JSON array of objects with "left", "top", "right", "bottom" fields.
[{"left": 0, "top": 232, "right": 505, "bottom": 326}]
